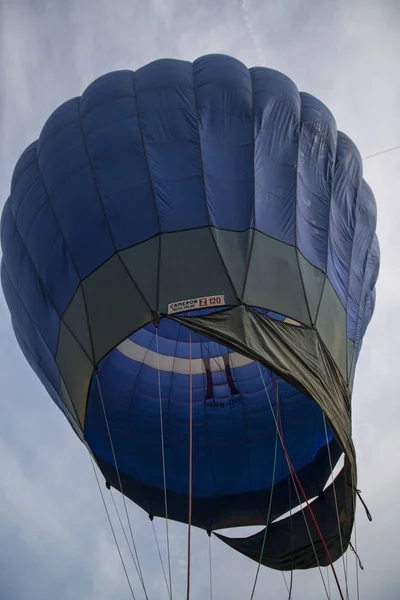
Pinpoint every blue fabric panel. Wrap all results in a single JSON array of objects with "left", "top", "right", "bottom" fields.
[
  {"left": 251, "top": 67, "right": 299, "bottom": 243},
  {"left": 1, "top": 263, "right": 60, "bottom": 393},
  {"left": 37, "top": 98, "right": 115, "bottom": 279},
  {"left": 327, "top": 132, "right": 362, "bottom": 306},
  {"left": 347, "top": 181, "right": 377, "bottom": 340},
  {"left": 9, "top": 144, "right": 79, "bottom": 315},
  {"left": 79, "top": 71, "right": 160, "bottom": 247},
  {"left": 296, "top": 93, "right": 337, "bottom": 270},
  {"left": 85, "top": 319, "right": 333, "bottom": 499},
  {"left": 134, "top": 59, "right": 208, "bottom": 232},
  {"left": 193, "top": 55, "right": 254, "bottom": 230},
  {"left": 1, "top": 203, "right": 59, "bottom": 354}
]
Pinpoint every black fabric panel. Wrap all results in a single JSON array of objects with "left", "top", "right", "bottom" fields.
[
  {"left": 215, "top": 463, "right": 353, "bottom": 570},
  {"left": 93, "top": 438, "right": 341, "bottom": 531},
  {"left": 172, "top": 306, "right": 355, "bottom": 476}
]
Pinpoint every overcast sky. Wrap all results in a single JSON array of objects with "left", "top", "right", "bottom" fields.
[{"left": 0, "top": 0, "right": 399, "bottom": 598}]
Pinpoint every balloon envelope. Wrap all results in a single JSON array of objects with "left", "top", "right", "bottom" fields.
[{"left": 1, "top": 54, "right": 379, "bottom": 570}]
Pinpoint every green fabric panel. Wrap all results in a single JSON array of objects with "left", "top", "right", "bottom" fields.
[
  {"left": 297, "top": 250, "right": 326, "bottom": 325},
  {"left": 120, "top": 236, "right": 159, "bottom": 311},
  {"left": 59, "top": 377, "right": 85, "bottom": 440},
  {"left": 82, "top": 253, "right": 152, "bottom": 363},
  {"left": 62, "top": 284, "right": 93, "bottom": 361},
  {"left": 56, "top": 321, "right": 94, "bottom": 428},
  {"left": 347, "top": 339, "right": 356, "bottom": 390},
  {"left": 244, "top": 231, "right": 311, "bottom": 326},
  {"left": 211, "top": 228, "right": 253, "bottom": 298},
  {"left": 315, "top": 280, "right": 347, "bottom": 380},
  {"left": 158, "top": 228, "right": 238, "bottom": 314}
]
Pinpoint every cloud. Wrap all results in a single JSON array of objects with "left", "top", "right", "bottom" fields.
[{"left": 0, "top": 0, "right": 399, "bottom": 598}]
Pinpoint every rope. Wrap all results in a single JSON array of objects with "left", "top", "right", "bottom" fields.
[
  {"left": 353, "top": 522, "right": 361, "bottom": 600},
  {"left": 186, "top": 333, "right": 194, "bottom": 600},
  {"left": 151, "top": 519, "right": 172, "bottom": 599},
  {"left": 257, "top": 365, "right": 331, "bottom": 599},
  {"left": 89, "top": 455, "right": 137, "bottom": 600},
  {"left": 249, "top": 404, "right": 279, "bottom": 599},
  {"left": 363, "top": 144, "right": 400, "bottom": 160},
  {"left": 323, "top": 414, "right": 349, "bottom": 599},
  {"left": 95, "top": 373, "right": 148, "bottom": 598},
  {"left": 287, "top": 472, "right": 294, "bottom": 599},
  {"left": 155, "top": 325, "right": 173, "bottom": 599}
]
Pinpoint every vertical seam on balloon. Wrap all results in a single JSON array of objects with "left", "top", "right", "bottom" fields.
[
  {"left": 33, "top": 148, "right": 97, "bottom": 368},
  {"left": 1, "top": 255, "right": 83, "bottom": 431},
  {"left": 191, "top": 61, "right": 240, "bottom": 304},
  {"left": 76, "top": 95, "right": 153, "bottom": 331},
  {"left": 295, "top": 96, "right": 313, "bottom": 327},
  {"left": 131, "top": 72, "right": 162, "bottom": 313},
  {"left": 241, "top": 68, "right": 256, "bottom": 300}
]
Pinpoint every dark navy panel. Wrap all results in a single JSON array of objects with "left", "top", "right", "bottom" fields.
[{"left": 251, "top": 67, "right": 299, "bottom": 243}]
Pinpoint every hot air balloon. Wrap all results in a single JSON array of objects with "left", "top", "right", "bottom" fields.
[{"left": 0, "top": 54, "right": 379, "bottom": 585}]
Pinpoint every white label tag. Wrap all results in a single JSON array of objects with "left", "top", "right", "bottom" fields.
[{"left": 167, "top": 294, "right": 225, "bottom": 315}]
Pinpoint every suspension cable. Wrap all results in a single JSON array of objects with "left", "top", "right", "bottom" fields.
[
  {"left": 208, "top": 533, "right": 213, "bottom": 600},
  {"left": 250, "top": 402, "right": 279, "bottom": 599},
  {"left": 95, "top": 372, "right": 148, "bottom": 598},
  {"left": 186, "top": 333, "right": 194, "bottom": 600},
  {"left": 322, "top": 414, "right": 350, "bottom": 599},
  {"left": 109, "top": 488, "right": 141, "bottom": 575},
  {"left": 257, "top": 364, "right": 332, "bottom": 599},
  {"left": 151, "top": 518, "right": 172, "bottom": 599},
  {"left": 155, "top": 325, "right": 173, "bottom": 598},
  {"left": 287, "top": 471, "right": 294, "bottom": 599},
  {"left": 89, "top": 454, "right": 137, "bottom": 600}
]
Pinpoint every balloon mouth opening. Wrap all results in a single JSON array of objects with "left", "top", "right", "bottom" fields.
[{"left": 85, "top": 307, "right": 341, "bottom": 525}]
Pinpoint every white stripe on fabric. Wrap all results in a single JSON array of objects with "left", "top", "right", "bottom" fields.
[{"left": 117, "top": 338, "right": 255, "bottom": 374}]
